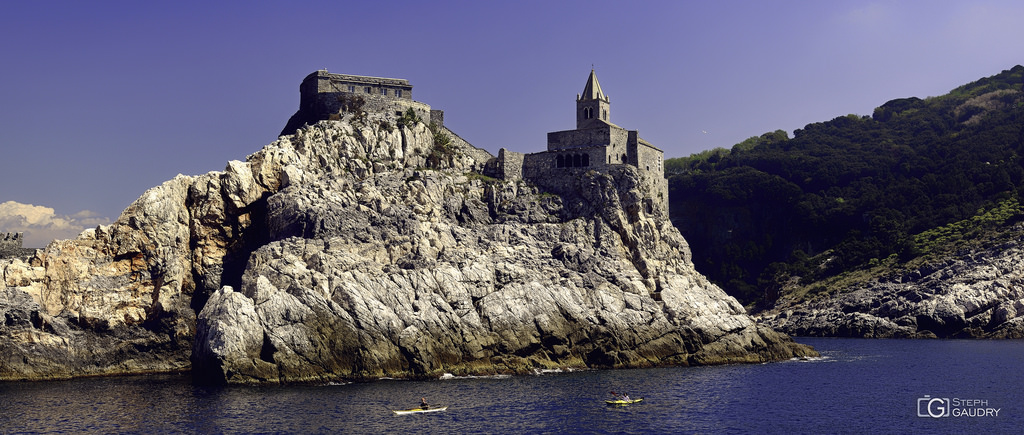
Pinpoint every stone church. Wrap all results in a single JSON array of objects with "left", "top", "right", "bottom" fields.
[{"left": 497, "top": 70, "right": 668, "bottom": 214}]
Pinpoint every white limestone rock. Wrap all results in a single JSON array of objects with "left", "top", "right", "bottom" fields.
[
  {"left": 759, "top": 239, "right": 1024, "bottom": 338},
  {"left": 0, "top": 118, "right": 814, "bottom": 382}
]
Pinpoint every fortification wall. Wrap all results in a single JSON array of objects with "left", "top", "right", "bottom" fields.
[
  {"left": 284, "top": 70, "right": 427, "bottom": 136},
  {"left": 0, "top": 232, "right": 33, "bottom": 259},
  {"left": 0, "top": 232, "right": 21, "bottom": 250},
  {"left": 301, "top": 70, "right": 412, "bottom": 110},
  {"left": 442, "top": 126, "right": 492, "bottom": 172},
  {"left": 430, "top": 110, "right": 445, "bottom": 128},
  {"left": 334, "top": 93, "right": 433, "bottom": 121},
  {"left": 494, "top": 149, "right": 525, "bottom": 181}
]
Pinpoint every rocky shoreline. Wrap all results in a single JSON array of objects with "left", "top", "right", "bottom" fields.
[{"left": 758, "top": 229, "right": 1024, "bottom": 339}]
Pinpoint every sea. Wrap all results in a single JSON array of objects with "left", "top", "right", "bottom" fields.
[{"left": 1, "top": 337, "right": 1021, "bottom": 434}]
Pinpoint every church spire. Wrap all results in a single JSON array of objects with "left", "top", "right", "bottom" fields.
[
  {"left": 577, "top": 69, "right": 610, "bottom": 128},
  {"left": 579, "top": 69, "right": 608, "bottom": 102}
]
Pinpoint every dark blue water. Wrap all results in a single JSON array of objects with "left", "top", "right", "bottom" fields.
[{"left": 1, "top": 338, "right": 1021, "bottom": 434}]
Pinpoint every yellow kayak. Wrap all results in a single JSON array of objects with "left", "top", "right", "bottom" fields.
[
  {"left": 393, "top": 406, "right": 448, "bottom": 415},
  {"left": 606, "top": 397, "right": 644, "bottom": 405}
]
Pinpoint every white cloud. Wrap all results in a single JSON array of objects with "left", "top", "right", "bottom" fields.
[{"left": 0, "top": 201, "right": 113, "bottom": 248}]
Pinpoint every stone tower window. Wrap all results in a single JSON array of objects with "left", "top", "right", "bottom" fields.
[
  {"left": 556, "top": 155, "right": 565, "bottom": 168},
  {"left": 396, "top": 90, "right": 403, "bottom": 97},
  {"left": 381, "top": 88, "right": 387, "bottom": 96},
  {"left": 348, "top": 85, "right": 356, "bottom": 92},
  {"left": 364, "top": 87, "right": 372, "bottom": 94},
  {"left": 583, "top": 107, "right": 593, "bottom": 120},
  {"left": 582, "top": 154, "right": 590, "bottom": 167}
]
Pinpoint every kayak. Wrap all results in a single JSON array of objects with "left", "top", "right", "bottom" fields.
[
  {"left": 606, "top": 397, "right": 644, "bottom": 405},
  {"left": 393, "top": 406, "right": 448, "bottom": 415}
]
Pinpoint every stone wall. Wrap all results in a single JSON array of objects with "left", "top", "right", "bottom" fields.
[
  {"left": 430, "top": 110, "right": 445, "bottom": 128},
  {"left": 301, "top": 70, "right": 413, "bottom": 110},
  {"left": 547, "top": 126, "right": 628, "bottom": 151},
  {"left": 495, "top": 148, "right": 525, "bottom": 181},
  {"left": 0, "top": 232, "right": 33, "bottom": 259},
  {"left": 636, "top": 139, "right": 663, "bottom": 174},
  {"left": 442, "top": 126, "right": 492, "bottom": 172},
  {"left": 300, "top": 70, "right": 421, "bottom": 120},
  {"left": 282, "top": 70, "right": 429, "bottom": 136},
  {"left": 336, "top": 93, "right": 432, "bottom": 122},
  {"left": 0, "top": 232, "right": 21, "bottom": 253},
  {"left": 522, "top": 145, "right": 608, "bottom": 180}
]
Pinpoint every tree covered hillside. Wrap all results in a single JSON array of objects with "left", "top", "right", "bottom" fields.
[{"left": 667, "top": 65, "right": 1024, "bottom": 309}]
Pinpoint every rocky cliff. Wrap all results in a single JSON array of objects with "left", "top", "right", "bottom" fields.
[
  {"left": 759, "top": 227, "right": 1024, "bottom": 338},
  {"left": 1, "top": 115, "right": 814, "bottom": 383}
]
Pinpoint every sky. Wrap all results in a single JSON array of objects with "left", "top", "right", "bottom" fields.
[{"left": 2, "top": 0, "right": 1023, "bottom": 247}]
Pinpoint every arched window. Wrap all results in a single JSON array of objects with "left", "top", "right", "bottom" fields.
[
  {"left": 556, "top": 155, "right": 564, "bottom": 168},
  {"left": 583, "top": 107, "right": 593, "bottom": 119},
  {"left": 573, "top": 154, "right": 581, "bottom": 167},
  {"left": 582, "top": 154, "right": 590, "bottom": 167}
]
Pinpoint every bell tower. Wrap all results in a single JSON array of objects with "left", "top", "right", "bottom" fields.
[{"left": 576, "top": 69, "right": 610, "bottom": 129}]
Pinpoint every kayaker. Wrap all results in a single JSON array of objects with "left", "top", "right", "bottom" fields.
[{"left": 420, "top": 397, "right": 430, "bottom": 409}]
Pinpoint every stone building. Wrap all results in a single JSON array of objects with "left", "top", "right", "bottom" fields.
[
  {"left": 281, "top": 70, "right": 444, "bottom": 136},
  {"left": 501, "top": 70, "right": 668, "bottom": 215}
]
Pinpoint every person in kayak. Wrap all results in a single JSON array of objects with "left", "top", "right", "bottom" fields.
[{"left": 420, "top": 397, "right": 430, "bottom": 409}]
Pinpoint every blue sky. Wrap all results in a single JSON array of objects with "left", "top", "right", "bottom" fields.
[{"left": 2, "top": 0, "right": 1023, "bottom": 247}]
